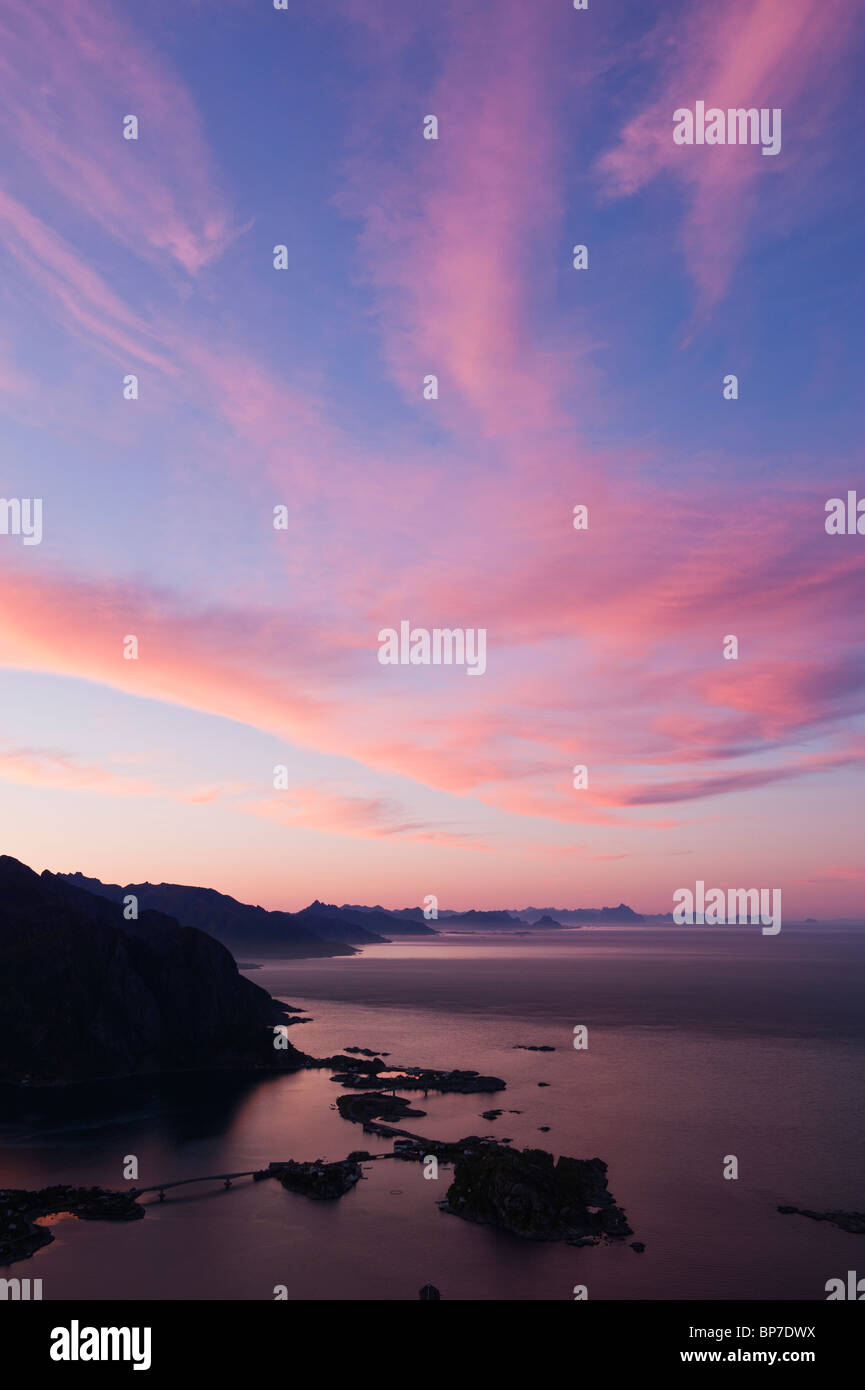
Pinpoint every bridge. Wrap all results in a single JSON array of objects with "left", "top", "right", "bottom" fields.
[
  {"left": 129, "top": 1169, "right": 268, "bottom": 1201},
  {"left": 129, "top": 1154, "right": 394, "bottom": 1202}
]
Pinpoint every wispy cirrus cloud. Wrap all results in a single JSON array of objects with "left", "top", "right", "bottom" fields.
[
  {"left": 594, "top": 0, "right": 865, "bottom": 314},
  {"left": 3, "top": 512, "right": 861, "bottom": 832},
  {"left": 244, "top": 783, "right": 486, "bottom": 850},
  {"left": 0, "top": 188, "right": 177, "bottom": 370},
  {"left": 0, "top": 741, "right": 257, "bottom": 805},
  {"left": 0, "top": 0, "right": 238, "bottom": 275},
  {"left": 335, "top": 0, "right": 587, "bottom": 441},
  {"left": 0, "top": 744, "right": 159, "bottom": 797}
]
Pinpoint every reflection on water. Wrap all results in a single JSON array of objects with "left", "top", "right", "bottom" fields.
[{"left": 0, "top": 1069, "right": 285, "bottom": 1145}]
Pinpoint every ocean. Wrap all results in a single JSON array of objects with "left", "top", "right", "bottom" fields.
[{"left": 2, "top": 927, "right": 863, "bottom": 1300}]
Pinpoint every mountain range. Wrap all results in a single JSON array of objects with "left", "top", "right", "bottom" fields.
[
  {"left": 348, "top": 903, "right": 673, "bottom": 926},
  {"left": 60, "top": 875, "right": 436, "bottom": 959},
  {"left": 422, "top": 904, "right": 673, "bottom": 928},
  {"left": 57, "top": 878, "right": 676, "bottom": 952}
]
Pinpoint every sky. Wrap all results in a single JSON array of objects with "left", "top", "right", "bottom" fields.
[{"left": 0, "top": 0, "right": 863, "bottom": 916}]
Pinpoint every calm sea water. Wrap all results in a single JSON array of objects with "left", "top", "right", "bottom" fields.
[{"left": 2, "top": 928, "right": 863, "bottom": 1301}]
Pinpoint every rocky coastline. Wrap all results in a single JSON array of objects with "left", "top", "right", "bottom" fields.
[
  {"left": 0, "top": 1186, "right": 143, "bottom": 1266},
  {"left": 1, "top": 1038, "right": 636, "bottom": 1265}
]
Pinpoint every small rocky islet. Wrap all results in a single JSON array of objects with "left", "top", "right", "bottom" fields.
[
  {"left": 382, "top": 1132, "right": 631, "bottom": 1244},
  {"left": 440, "top": 1144, "right": 632, "bottom": 1245},
  {"left": 325, "top": 1059, "right": 507, "bottom": 1095},
  {"left": 777, "top": 1205, "right": 865, "bottom": 1235},
  {"left": 335, "top": 1091, "right": 427, "bottom": 1124},
  {"left": 265, "top": 1158, "right": 363, "bottom": 1200}
]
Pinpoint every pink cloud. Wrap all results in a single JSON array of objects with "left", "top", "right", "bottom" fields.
[
  {"left": 334, "top": 0, "right": 589, "bottom": 440},
  {"left": 0, "top": 744, "right": 159, "bottom": 797},
  {"left": 244, "top": 784, "right": 487, "bottom": 850},
  {"left": 0, "top": 742, "right": 256, "bottom": 805},
  {"left": 595, "top": 0, "right": 865, "bottom": 313},
  {"left": 0, "top": 0, "right": 860, "bottom": 859},
  {"left": 0, "top": 188, "right": 177, "bottom": 370},
  {"left": 0, "top": 0, "right": 237, "bottom": 275},
  {"left": 2, "top": 449, "right": 862, "bottom": 834}
]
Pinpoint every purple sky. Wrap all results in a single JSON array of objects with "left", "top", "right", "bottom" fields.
[{"left": 0, "top": 0, "right": 863, "bottom": 914}]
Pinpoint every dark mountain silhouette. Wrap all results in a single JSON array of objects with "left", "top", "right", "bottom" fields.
[
  {"left": 385, "top": 905, "right": 456, "bottom": 923},
  {"left": 336, "top": 904, "right": 438, "bottom": 935},
  {"left": 521, "top": 904, "right": 648, "bottom": 923},
  {"left": 0, "top": 857, "right": 308, "bottom": 1086},
  {"left": 294, "top": 900, "right": 392, "bottom": 943},
  {"left": 441, "top": 909, "right": 524, "bottom": 927},
  {"left": 60, "top": 874, "right": 368, "bottom": 958}
]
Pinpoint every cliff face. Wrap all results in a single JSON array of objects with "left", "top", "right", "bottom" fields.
[{"left": 0, "top": 857, "right": 309, "bottom": 1085}]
